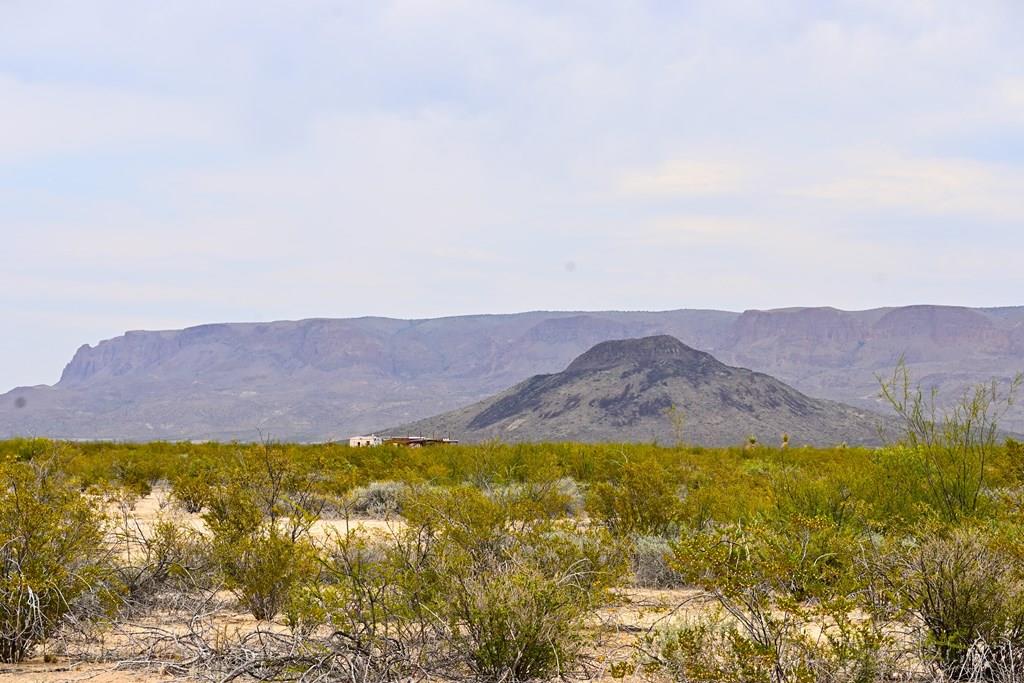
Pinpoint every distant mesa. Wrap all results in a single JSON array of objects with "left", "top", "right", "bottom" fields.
[
  {"left": 0, "top": 305, "right": 1021, "bottom": 441},
  {"left": 387, "top": 335, "right": 889, "bottom": 447}
]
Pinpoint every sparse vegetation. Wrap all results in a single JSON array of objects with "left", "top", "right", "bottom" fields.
[{"left": 1, "top": 369, "right": 1023, "bottom": 680}]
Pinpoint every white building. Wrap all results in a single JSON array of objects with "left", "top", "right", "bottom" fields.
[{"left": 348, "top": 434, "right": 383, "bottom": 447}]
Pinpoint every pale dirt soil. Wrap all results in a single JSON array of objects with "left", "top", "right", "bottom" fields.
[
  {"left": 0, "top": 662, "right": 174, "bottom": 682},
  {"left": 119, "top": 488, "right": 404, "bottom": 538}
]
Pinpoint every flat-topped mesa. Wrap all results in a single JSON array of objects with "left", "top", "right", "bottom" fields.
[
  {"left": 5, "top": 306, "right": 1024, "bottom": 442},
  {"left": 564, "top": 335, "right": 716, "bottom": 373}
]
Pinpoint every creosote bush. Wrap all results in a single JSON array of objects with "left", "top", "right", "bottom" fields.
[
  {"left": 169, "top": 456, "right": 217, "bottom": 513},
  {"left": 203, "top": 441, "right": 322, "bottom": 621},
  {"left": 288, "top": 484, "right": 626, "bottom": 681},
  {"left": 644, "top": 610, "right": 896, "bottom": 683},
  {"left": 0, "top": 450, "right": 109, "bottom": 663},
  {"left": 664, "top": 516, "right": 893, "bottom": 682},
  {"left": 407, "top": 484, "right": 626, "bottom": 680},
  {"left": 107, "top": 495, "right": 216, "bottom": 613},
  {"left": 587, "top": 457, "right": 683, "bottom": 536}
]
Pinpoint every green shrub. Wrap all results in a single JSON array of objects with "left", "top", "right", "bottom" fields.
[
  {"left": 668, "top": 517, "right": 881, "bottom": 680},
  {"left": 289, "top": 528, "right": 394, "bottom": 634},
  {"left": 770, "top": 465, "right": 867, "bottom": 531},
  {"left": 5, "top": 438, "right": 53, "bottom": 462},
  {"left": 645, "top": 614, "right": 777, "bottom": 683},
  {"left": 216, "top": 526, "right": 315, "bottom": 621},
  {"left": 109, "top": 515, "right": 214, "bottom": 611},
  {"left": 112, "top": 453, "right": 163, "bottom": 497},
  {"left": 404, "top": 485, "right": 625, "bottom": 680},
  {"left": 169, "top": 458, "right": 217, "bottom": 513},
  {"left": 880, "top": 363, "right": 1022, "bottom": 523},
  {"left": 673, "top": 517, "right": 861, "bottom": 604},
  {"left": 872, "top": 525, "right": 1024, "bottom": 675},
  {"left": 1009, "top": 438, "right": 1024, "bottom": 483},
  {"left": 486, "top": 474, "right": 585, "bottom": 520},
  {"left": 644, "top": 610, "right": 895, "bottom": 683},
  {"left": 587, "top": 457, "right": 682, "bottom": 536},
  {"left": 0, "top": 453, "right": 109, "bottom": 662},
  {"left": 287, "top": 484, "right": 624, "bottom": 680},
  {"left": 203, "top": 443, "right": 323, "bottom": 621},
  {"left": 458, "top": 564, "right": 588, "bottom": 680}
]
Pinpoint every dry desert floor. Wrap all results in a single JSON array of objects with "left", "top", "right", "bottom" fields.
[{"left": 1, "top": 489, "right": 702, "bottom": 682}]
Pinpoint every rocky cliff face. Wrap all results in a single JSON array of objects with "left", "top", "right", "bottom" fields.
[
  {"left": 1, "top": 305, "right": 1021, "bottom": 441},
  {"left": 713, "top": 305, "right": 1024, "bottom": 430},
  {"left": 391, "top": 336, "right": 888, "bottom": 446}
]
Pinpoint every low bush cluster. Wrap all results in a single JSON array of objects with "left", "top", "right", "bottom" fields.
[
  {"left": 279, "top": 483, "right": 624, "bottom": 680},
  {"left": 347, "top": 480, "right": 406, "bottom": 517},
  {"left": 631, "top": 535, "right": 685, "bottom": 588}
]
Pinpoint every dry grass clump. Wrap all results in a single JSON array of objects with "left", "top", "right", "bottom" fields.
[
  {"left": 347, "top": 480, "right": 407, "bottom": 517},
  {"left": 631, "top": 535, "right": 685, "bottom": 589}
]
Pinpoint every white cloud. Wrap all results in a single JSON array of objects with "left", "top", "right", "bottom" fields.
[
  {"left": 617, "top": 160, "right": 747, "bottom": 198},
  {"left": 630, "top": 216, "right": 769, "bottom": 247},
  {"left": 0, "top": 76, "right": 231, "bottom": 160},
  {"left": 798, "top": 153, "right": 1024, "bottom": 222},
  {"left": 994, "top": 78, "right": 1024, "bottom": 122}
]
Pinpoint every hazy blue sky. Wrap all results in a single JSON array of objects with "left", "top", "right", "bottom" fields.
[{"left": 3, "top": 1, "right": 1024, "bottom": 390}]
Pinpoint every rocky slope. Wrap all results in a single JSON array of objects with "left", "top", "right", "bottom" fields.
[
  {"left": 0, "top": 305, "right": 1021, "bottom": 441},
  {"left": 388, "top": 336, "right": 888, "bottom": 446}
]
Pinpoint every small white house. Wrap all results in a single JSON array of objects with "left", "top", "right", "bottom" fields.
[{"left": 348, "top": 434, "right": 383, "bottom": 447}]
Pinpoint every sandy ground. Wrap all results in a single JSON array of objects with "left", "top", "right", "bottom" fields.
[
  {"left": 0, "top": 662, "right": 175, "bottom": 682},
  {"left": 115, "top": 487, "right": 405, "bottom": 538}
]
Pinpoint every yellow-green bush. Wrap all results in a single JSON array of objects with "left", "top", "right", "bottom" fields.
[
  {"left": 203, "top": 442, "right": 323, "bottom": 621},
  {"left": 0, "top": 451, "right": 110, "bottom": 662}
]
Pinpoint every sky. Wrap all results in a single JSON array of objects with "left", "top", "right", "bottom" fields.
[{"left": 2, "top": 1, "right": 1024, "bottom": 390}]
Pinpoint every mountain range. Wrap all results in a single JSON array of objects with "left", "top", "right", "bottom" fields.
[
  {"left": 1, "top": 304, "right": 1022, "bottom": 441},
  {"left": 390, "top": 335, "right": 887, "bottom": 446}
]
